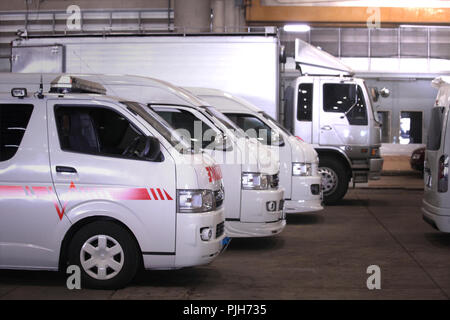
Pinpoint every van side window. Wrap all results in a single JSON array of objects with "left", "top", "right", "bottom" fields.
[
  {"left": 297, "top": 83, "right": 313, "bottom": 121},
  {"left": 0, "top": 104, "right": 33, "bottom": 162},
  {"left": 323, "top": 84, "right": 368, "bottom": 125},
  {"left": 55, "top": 106, "right": 146, "bottom": 159},
  {"left": 427, "top": 107, "right": 445, "bottom": 151}
]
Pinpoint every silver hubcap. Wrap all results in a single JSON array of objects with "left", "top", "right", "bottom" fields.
[
  {"left": 318, "top": 166, "right": 339, "bottom": 196},
  {"left": 80, "top": 235, "right": 124, "bottom": 280}
]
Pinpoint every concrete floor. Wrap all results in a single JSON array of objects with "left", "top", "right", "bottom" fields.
[{"left": 0, "top": 187, "right": 449, "bottom": 300}]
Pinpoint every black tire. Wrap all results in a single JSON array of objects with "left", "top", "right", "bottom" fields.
[
  {"left": 68, "top": 220, "right": 140, "bottom": 290},
  {"left": 319, "top": 156, "right": 349, "bottom": 204}
]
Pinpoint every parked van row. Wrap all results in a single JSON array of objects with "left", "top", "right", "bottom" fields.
[{"left": 0, "top": 73, "right": 324, "bottom": 289}]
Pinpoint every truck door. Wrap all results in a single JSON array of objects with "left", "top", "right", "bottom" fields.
[
  {"left": 319, "top": 80, "right": 369, "bottom": 147},
  {"left": 293, "top": 78, "right": 314, "bottom": 143},
  {"left": 46, "top": 100, "right": 177, "bottom": 254}
]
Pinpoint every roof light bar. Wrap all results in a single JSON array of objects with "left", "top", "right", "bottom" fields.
[{"left": 50, "top": 75, "right": 106, "bottom": 95}]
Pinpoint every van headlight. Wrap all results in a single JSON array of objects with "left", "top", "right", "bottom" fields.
[
  {"left": 177, "top": 190, "right": 214, "bottom": 213},
  {"left": 242, "top": 173, "right": 269, "bottom": 190},
  {"left": 292, "top": 163, "right": 312, "bottom": 176}
]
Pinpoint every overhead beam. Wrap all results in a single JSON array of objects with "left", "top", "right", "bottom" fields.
[{"left": 246, "top": 0, "right": 450, "bottom": 25}]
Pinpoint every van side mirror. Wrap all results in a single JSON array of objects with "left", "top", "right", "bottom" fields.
[{"left": 141, "top": 136, "right": 163, "bottom": 161}]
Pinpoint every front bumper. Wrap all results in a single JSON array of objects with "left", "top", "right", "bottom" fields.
[
  {"left": 226, "top": 187, "right": 286, "bottom": 237},
  {"left": 286, "top": 175, "right": 323, "bottom": 214},
  {"left": 368, "top": 157, "right": 384, "bottom": 180},
  {"left": 225, "top": 219, "right": 286, "bottom": 238},
  {"left": 422, "top": 199, "right": 450, "bottom": 233},
  {"left": 173, "top": 208, "right": 226, "bottom": 268}
]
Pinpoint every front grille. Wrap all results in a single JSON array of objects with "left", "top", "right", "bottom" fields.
[
  {"left": 269, "top": 174, "right": 279, "bottom": 189},
  {"left": 216, "top": 221, "right": 225, "bottom": 238},
  {"left": 279, "top": 200, "right": 285, "bottom": 210}
]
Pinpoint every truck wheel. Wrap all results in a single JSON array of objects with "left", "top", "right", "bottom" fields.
[
  {"left": 68, "top": 221, "right": 140, "bottom": 290},
  {"left": 318, "top": 156, "right": 349, "bottom": 204}
]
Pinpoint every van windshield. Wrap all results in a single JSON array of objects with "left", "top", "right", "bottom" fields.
[
  {"left": 259, "top": 112, "right": 293, "bottom": 137},
  {"left": 121, "top": 101, "right": 193, "bottom": 154},
  {"left": 427, "top": 107, "right": 445, "bottom": 151},
  {"left": 203, "top": 106, "right": 246, "bottom": 139}
]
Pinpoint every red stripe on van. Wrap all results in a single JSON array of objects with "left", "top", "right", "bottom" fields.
[
  {"left": 150, "top": 188, "right": 158, "bottom": 200},
  {"left": 157, "top": 188, "right": 165, "bottom": 200},
  {"left": 109, "top": 188, "right": 151, "bottom": 200},
  {"left": 0, "top": 185, "right": 25, "bottom": 198},
  {"left": 164, "top": 189, "right": 173, "bottom": 200}
]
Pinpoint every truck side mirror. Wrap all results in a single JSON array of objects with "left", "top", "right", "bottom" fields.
[
  {"left": 141, "top": 136, "right": 163, "bottom": 162},
  {"left": 380, "top": 87, "right": 390, "bottom": 98}
]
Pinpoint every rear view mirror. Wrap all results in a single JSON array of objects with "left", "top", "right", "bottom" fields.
[{"left": 141, "top": 136, "right": 163, "bottom": 162}]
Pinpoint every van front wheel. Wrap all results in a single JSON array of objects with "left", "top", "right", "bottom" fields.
[
  {"left": 68, "top": 221, "right": 140, "bottom": 290},
  {"left": 318, "top": 156, "right": 349, "bottom": 204}
]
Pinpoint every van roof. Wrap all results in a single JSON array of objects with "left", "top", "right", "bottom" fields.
[
  {"left": 0, "top": 90, "right": 131, "bottom": 105},
  {"left": 184, "top": 87, "right": 261, "bottom": 114},
  {"left": 0, "top": 73, "right": 207, "bottom": 108}
]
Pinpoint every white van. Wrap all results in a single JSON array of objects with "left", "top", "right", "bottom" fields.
[
  {"left": 0, "top": 73, "right": 285, "bottom": 238},
  {"left": 0, "top": 77, "right": 226, "bottom": 289},
  {"left": 186, "top": 87, "right": 323, "bottom": 214},
  {"left": 422, "top": 76, "right": 450, "bottom": 232}
]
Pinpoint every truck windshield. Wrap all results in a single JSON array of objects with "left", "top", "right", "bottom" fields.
[
  {"left": 427, "top": 107, "right": 445, "bottom": 151},
  {"left": 323, "top": 83, "right": 368, "bottom": 125},
  {"left": 121, "top": 101, "right": 193, "bottom": 154}
]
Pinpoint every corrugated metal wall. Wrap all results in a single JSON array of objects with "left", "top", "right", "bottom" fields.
[
  {"left": 0, "top": 8, "right": 174, "bottom": 71},
  {"left": 281, "top": 27, "right": 450, "bottom": 60}
]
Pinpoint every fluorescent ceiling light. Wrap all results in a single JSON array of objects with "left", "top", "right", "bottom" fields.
[{"left": 283, "top": 24, "right": 310, "bottom": 32}]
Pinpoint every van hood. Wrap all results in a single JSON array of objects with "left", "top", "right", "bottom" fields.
[
  {"left": 235, "top": 137, "right": 280, "bottom": 175},
  {"left": 176, "top": 153, "right": 223, "bottom": 191},
  {"left": 288, "top": 136, "right": 319, "bottom": 164}
]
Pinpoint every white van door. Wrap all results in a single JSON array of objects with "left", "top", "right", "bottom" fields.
[
  {"left": 424, "top": 106, "right": 449, "bottom": 206},
  {"left": 46, "top": 100, "right": 177, "bottom": 254},
  {"left": 0, "top": 101, "right": 71, "bottom": 269},
  {"left": 319, "top": 79, "right": 370, "bottom": 146}
]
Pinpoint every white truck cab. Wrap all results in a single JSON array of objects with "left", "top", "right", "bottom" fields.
[
  {"left": 422, "top": 76, "right": 450, "bottom": 232},
  {"left": 186, "top": 87, "right": 323, "bottom": 214},
  {"left": 285, "top": 39, "right": 384, "bottom": 203},
  {"left": 0, "top": 77, "right": 226, "bottom": 289}
]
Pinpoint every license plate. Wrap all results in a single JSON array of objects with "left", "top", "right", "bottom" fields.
[{"left": 222, "top": 237, "right": 231, "bottom": 246}]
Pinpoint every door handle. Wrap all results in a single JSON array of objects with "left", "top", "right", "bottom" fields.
[
  {"left": 321, "top": 125, "right": 332, "bottom": 131},
  {"left": 56, "top": 166, "right": 77, "bottom": 174}
]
